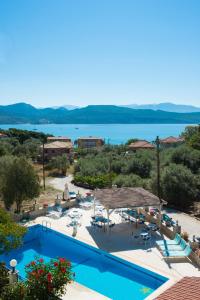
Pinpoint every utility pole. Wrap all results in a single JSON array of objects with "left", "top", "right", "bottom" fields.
[
  {"left": 155, "top": 136, "right": 161, "bottom": 200},
  {"left": 42, "top": 141, "right": 46, "bottom": 190},
  {"left": 109, "top": 154, "right": 112, "bottom": 188}
]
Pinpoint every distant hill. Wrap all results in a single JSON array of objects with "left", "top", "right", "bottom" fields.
[
  {"left": 52, "top": 105, "right": 78, "bottom": 110},
  {"left": 122, "top": 102, "right": 200, "bottom": 113},
  {"left": 1, "top": 102, "right": 200, "bottom": 124}
]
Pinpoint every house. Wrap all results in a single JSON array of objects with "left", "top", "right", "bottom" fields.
[
  {"left": 160, "top": 136, "right": 185, "bottom": 147},
  {"left": 0, "top": 133, "right": 8, "bottom": 139},
  {"left": 41, "top": 141, "right": 73, "bottom": 161},
  {"left": 129, "top": 140, "right": 155, "bottom": 150},
  {"left": 76, "top": 136, "right": 104, "bottom": 148},
  {"left": 47, "top": 136, "right": 71, "bottom": 142}
]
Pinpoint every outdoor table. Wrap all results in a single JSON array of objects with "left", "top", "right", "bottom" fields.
[
  {"left": 147, "top": 223, "right": 157, "bottom": 230},
  {"left": 94, "top": 216, "right": 110, "bottom": 231},
  {"left": 140, "top": 232, "right": 148, "bottom": 238}
]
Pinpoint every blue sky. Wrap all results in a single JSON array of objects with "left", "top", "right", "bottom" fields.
[{"left": 0, "top": 0, "right": 200, "bottom": 107}]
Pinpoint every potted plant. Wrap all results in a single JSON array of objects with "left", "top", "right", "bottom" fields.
[{"left": 181, "top": 231, "right": 189, "bottom": 242}]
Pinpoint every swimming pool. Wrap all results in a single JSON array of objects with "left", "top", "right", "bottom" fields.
[{"left": 0, "top": 225, "right": 168, "bottom": 299}]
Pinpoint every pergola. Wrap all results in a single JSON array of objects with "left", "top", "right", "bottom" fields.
[{"left": 94, "top": 187, "right": 166, "bottom": 227}]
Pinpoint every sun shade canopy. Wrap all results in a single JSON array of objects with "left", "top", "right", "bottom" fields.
[{"left": 94, "top": 187, "right": 165, "bottom": 209}]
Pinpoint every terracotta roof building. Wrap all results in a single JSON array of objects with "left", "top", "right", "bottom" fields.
[
  {"left": 0, "top": 133, "right": 8, "bottom": 139},
  {"left": 41, "top": 141, "right": 73, "bottom": 161},
  {"left": 160, "top": 136, "right": 185, "bottom": 145},
  {"left": 155, "top": 277, "right": 200, "bottom": 300},
  {"left": 47, "top": 136, "right": 71, "bottom": 142},
  {"left": 77, "top": 136, "right": 104, "bottom": 148},
  {"left": 129, "top": 140, "right": 155, "bottom": 150}
]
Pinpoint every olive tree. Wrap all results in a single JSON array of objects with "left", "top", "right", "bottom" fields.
[
  {"left": 161, "top": 164, "right": 199, "bottom": 208},
  {"left": 47, "top": 154, "right": 70, "bottom": 176},
  {"left": 1, "top": 157, "right": 40, "bottom": 213}
]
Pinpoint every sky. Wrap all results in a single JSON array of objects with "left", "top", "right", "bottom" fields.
[{"left": 0, "top": 0, "right": 200, "bottom": 107}]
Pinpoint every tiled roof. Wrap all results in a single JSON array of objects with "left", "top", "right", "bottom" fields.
[
  {"left": 78, "top": 136, "right": 103, "bottom": 140},
  {"left": 160, "top": 136, "right": 184, "bottom": 144},
  {"left": 156, "top": 277, "right": 200, "bottom": 300},
  {"left": 0, "top": 133, "right": 8, "bottom": 137},
  {"left": 129, "top": 140, "right": 155, "bottom": 149},
  {"left": 47, "top": 136, "right": 71, "bottom": 141},
  {"left": 42, "top": 141, "right": 73, "bottom": 149}
]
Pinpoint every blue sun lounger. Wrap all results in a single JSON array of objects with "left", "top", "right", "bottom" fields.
[
  {"left": 158, "top": 238, "right": 187, "bottom": 252},
  {"left": 156, "top": 233, "right": 181, "bottom": 247},
  {"left": 162, "top": 245, "right": 192, "bottom": 258}
]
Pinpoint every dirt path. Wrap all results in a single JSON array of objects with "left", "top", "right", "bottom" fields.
[
  {"left": 163, "top": 208, "right": 200, "bottom": 238},
  {"left": 48, "top": 174, "right": 91, "bottom": 197}
]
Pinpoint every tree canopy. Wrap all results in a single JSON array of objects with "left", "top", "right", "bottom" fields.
[
  {"left": 0, "top": 157, "right": 40, "bottom": 213},
  {"left": 0, "top": 208, "right": 27, "bottom": 254}
]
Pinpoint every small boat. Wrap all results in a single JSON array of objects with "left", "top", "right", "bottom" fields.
[{"left": 75, "top": 127, "right": 79, "bottom": 130}]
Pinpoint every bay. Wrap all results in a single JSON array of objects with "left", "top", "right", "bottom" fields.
[{"left": 0, "top": 124, "right": 190, "bottom": 144}]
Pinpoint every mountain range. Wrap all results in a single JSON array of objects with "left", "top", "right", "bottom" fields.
[
  {"left": 0, "top": 102, "right": 200, "bottom": 124},
  {"left": 55, "top": 102, "right": 200, "bottom": 113},
  {"left": 121, "top": 102, "right": 200, "bottom": 113}
]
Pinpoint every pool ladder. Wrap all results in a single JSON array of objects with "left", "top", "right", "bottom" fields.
[{"left": 42, "top": 220, "right": 51, "bottom": 231}]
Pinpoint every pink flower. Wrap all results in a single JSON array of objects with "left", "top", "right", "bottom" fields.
[
  {"left": 59, "top": 257, "right": 66, "bottom": 263},
  {"left": 38, "top": 269, "right": 44, "bottom": 275},
  {"left": 47, "top": 272, "right": 52, "bottom": 282},
  {"left": 54, "top": 262, "right": 58, "bottom": 267},
  {"left": 39, "top": 258, "right": 44, "bottom": 263},
  {"left": 61, "top": 267, "right": 66, "bottom": 273}
]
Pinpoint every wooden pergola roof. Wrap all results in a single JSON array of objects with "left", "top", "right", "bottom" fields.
[{"left": 94, "top": 187, "right": 164, "bottom": 209}]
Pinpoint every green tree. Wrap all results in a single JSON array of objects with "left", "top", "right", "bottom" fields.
[
  {"left": 113, "top": 174, "right": 143, "bottom": 187},
  {"left": 161, "top": 164, "right": 199, "bottom": 208},
  {"left": 1, "top": 157, "right": 40, "bottom": 213},
  {"left": 122, "top": 157, "right": 152, "bottom": 178},
  {"left": 0, "top": 208, "right": 27, "bottom": 254},
  {"left": 47, "top": 154, "right": 70, "bottom": 175},
  {"left": 0, "top": 141, "right": 14, "bottom": 157},
  {"left": 182, "top": 125, "right": 200, "bottom": 150},
  {"left": 171, "top": 145, "right": 200, "bottom": 173},
  {"left": 125, "top": 138, "right": 138, "bottom": 145}
]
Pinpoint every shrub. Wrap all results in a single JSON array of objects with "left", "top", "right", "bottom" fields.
[
  {"left": 74, "top": 174, "right": 115, "bottom": 189},
  {"left": 1, "top": 282, "right": 26, "bottom": 300},
  {"left": 0, "top": 262, "right": 9, "bottom": 292},
  {"left": 113, "top": 174, "right": 143, "bottom": 187},
  {"left": 122, "top": 157, "right": 152, "bottom": 178},
  {"left": 0, "top": 257, "right": 73, "bottom": 300},
  {"left": 25, "top": 257, "right": 73, "bottom": 299}
]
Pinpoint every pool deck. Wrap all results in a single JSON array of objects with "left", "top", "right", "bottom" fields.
[{"left": 28, "top": 208, "right": 200, "bottom": 300}]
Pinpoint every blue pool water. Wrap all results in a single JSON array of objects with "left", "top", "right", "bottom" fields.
[{"left": 0, "top": 225, "right": 167, "bottom": 299}]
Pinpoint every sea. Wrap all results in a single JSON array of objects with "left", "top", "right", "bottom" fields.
[{"left": 0, "top": 124, "right": 191, "bottom": 145}]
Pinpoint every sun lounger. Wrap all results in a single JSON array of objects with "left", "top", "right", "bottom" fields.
[
  {"left": 156, "top": 234, "right": 181, "bottom": 246},
  {"left": 158, "top": 239, "right": 187, "bottom": 252},
  {"left": 162, "top": 245, "right": 192, "bottom": 258}
]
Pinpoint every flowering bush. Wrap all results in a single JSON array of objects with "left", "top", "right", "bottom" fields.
[{"left": 25, "top": 257, "right": 74, "bottom": 299}]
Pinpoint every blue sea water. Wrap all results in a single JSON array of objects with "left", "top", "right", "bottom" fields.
[
  {"left": 0, "top": 225, "right": 167, "bottom": 300},
  {"left": 0, "top": 123, "right": 190, "bottom": 144}
]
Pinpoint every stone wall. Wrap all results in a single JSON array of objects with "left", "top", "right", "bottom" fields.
[{"left": 11, "top": 199, "right": 77, "bottom": 222}]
